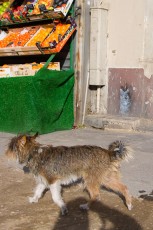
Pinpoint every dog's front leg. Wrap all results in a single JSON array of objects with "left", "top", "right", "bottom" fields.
[
  {"left": 29, "top": 182, "right": 46, "bottom": 203},
  {"left": 49, "top": 181, "right": 68, "bottom": 215}
]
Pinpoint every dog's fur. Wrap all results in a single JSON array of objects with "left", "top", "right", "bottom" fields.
[{"left": 5, "top": 133, "right": 133, "bottom": 215}]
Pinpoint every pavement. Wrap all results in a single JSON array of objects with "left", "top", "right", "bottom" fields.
[
  {"left": 85, "top": 114, "right": 153, "bottom": 132},
  {"left": 0, "top": 127, "right": 153, "bottom": 230},
  {"left": 0, "top": 127, "right": 153, "bottom": 198}
]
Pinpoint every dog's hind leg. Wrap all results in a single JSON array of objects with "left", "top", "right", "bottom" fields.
[
  {"left": 80, "top": 179, "right": 100, "bottom": 211},
  {"left": 103, "top": 179, "right": 132, "bottom": 210},
  {"left": 49, "top": 181, "right": 68, "bottom": 215},
  {"left": 29, "top": 182, "right": 46, "bottom": 203}
]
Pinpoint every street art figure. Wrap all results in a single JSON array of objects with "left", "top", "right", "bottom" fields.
[{"left": 120, "top": 85, "right": 131, "bottom": 115}]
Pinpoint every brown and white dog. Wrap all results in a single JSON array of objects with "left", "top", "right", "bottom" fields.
[{"left": 5, "top": 133, "right": 133, "bottom": 215}]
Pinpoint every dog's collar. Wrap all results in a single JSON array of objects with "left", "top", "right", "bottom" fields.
[
  {"left": 27, "top": 154, "right": 33, "bottom": 162},
  {"left": 27, "top": 147, "right": 39, "bottom": 163}
]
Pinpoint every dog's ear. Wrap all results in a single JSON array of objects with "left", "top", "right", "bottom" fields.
[
  {"left": 32, "top": 132, "right": 39, "bottom": 139},
  {"left": 19, "top": 135, "right": 27, "bottom": 147}
]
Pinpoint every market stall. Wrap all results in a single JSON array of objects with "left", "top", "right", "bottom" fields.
[{"left": 0, "top": 0, "right": 76, "bottom": 134}]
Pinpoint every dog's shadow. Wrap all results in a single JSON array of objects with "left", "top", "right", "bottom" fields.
[
  {"left": 139, "top": 190, "right": 153, "bottom": 201},
  {"left": 51, "top": 198, "right": 142, "bottom": 230}
]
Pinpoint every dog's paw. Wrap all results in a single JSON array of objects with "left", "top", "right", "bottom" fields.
[
  {"left": 80, "top": 203, "right": 89, "bottom": 211},
  {"left": 61, "top": 206, "right": 68, "bottom": 216},
  {"left": 127, "top": 203, "right": 133, "bottom": 211},
  {"left": 28, "top": 196, "right": 38, "bottom": 203}
]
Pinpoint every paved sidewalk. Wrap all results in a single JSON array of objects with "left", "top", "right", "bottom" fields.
[{"left": 0, "top": 127, "right": 153, "bottom": 230}]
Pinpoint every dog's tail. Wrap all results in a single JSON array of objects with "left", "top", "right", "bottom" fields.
[{"left": 108, "top": 140, "right": 133, "bottom": 162}]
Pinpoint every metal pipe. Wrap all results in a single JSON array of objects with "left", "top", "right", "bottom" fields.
[{"left": 97, "top": 86, "right": 101, "bottom": 113}]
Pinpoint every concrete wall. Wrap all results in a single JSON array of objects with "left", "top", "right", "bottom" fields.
[
  {"left": 140, "top": 0, "right": 153, "bottom": 78},
  {"left": 106, "top": 0, "right": 153, "bottom": 118},
  {"left": 107, "top": 0, "right": 144, "bottom": 68},
  {"left": 107, "top": 0, "right": 153, "bottom": 78},
  {"left": 87, "top": 0, "right": 153, "bottom": 119}
]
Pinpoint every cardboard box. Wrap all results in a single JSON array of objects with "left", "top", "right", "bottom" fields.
[
  {"left": 32, "top": 62, "right": 60, "bottom": 73},
  {"left": 42, "top": 24, "right": 76, "bottom": 54},
  {"left": 10, "top": 64, "right": 35, "bottom": 77},
  {"left": 0, "top": 62, "right": 60, "bottom": 78},
  {"left": 32, "top": 63, "right": 43, "bottom": 73},
  {"left": 54, "top": 0, "right": 74, "bottom": 16},
  {"left": 42, "top": 62, "right": 60, "bottom": 70},
  {"left": 0, "top": 67, "right": 11, "bottom": 77}
]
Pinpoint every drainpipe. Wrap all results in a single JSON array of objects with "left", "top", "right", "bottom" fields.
[
  {"left": 97, "top": 86, "right": 101, "bottom": 113},
  {"left": 82, "top": 64, "right": 90, "bottom": 124},
  {"left": 89, "top": 3, "right": 108, "bottom": 114}
]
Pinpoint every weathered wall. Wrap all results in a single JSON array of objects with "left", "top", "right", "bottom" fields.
[
  {"left": 87, "top": 0, "right": 153, "bottom": 119},
  {"left": 108, "top": 68, "right": 153, "bottom": 119},
  {"left": 74, "top": 0, "right": 91, "bottom": 124},
  {"left": 107, "top": 0, "right": 153, "bottom": 78},
  {"left": 106, "top": 0, "right": 153, "bottom": 118},
  {"left": 139, "top": 0, "right": 153, "bottom": 78}
]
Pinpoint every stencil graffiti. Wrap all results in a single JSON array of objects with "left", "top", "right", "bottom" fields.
[{"left": 120, "top": 84, "right": 131, "bottom": 115}]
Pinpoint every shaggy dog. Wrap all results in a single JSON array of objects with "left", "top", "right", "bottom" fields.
[{"left": 5, "top": 133, "right": 133, "bottom": 215}]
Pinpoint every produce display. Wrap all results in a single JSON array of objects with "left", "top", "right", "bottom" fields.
[
  {"left": 0, "top": 20, "right": 76, "bottom": 51},
  {"left": 0, "top": 1, "right": 10, "bottom": 16},
  {"left": 0, "top": 0, "right": 74, "bottom": 24},
  {"left": 14, "top": 27, "right": 39, "bottom": 46},
  {"left": 0, "top": 30, "right": 20, "bottom": 48},
  {"left": 29, "top": 0, "right": 54, "bottom": 15},
  {"left": 41, "top": 23, "right": 70, "bottom": 47},
  {"left": 0, "top": 30, "right": 7, "bottom": 40},
  {"left": 26, "top": 26, "right": 52, "bottom": 46},
  {"left": 0, "top": 19, "right": 76, "bottom": 57},
  {"left": 1, "top": 0, "right": 29, "bottom": 23},
  {"left": 0, "top": 0, "right": 76, "bottom": 56},
  {"left": 32, "top": 61, "right": 60, "bottom": 71},
  {"left": 0, "top": 62, "right": 60, "bottom": 77},
  {"left": 0, "top": 26, "right": 39, "bottom": 48},
  {"left": 53, "top": 0, "right": 69, "bottom": 8}
]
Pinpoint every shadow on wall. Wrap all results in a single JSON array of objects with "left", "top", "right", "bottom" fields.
[{"left": 52, "top": 198, "right": 142, "bottom": 230}]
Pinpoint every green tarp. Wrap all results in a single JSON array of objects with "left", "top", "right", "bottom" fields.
[{"left": 0, "top": 68, "right": 74, "bottom": 134}]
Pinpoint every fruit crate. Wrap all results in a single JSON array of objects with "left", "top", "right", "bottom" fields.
[
  {"left": 54, "top": 0, "right": 74, "bottom": 16},
  {"left": 36, "top": 19, "right": 76, "bottom": 54},
  {"left": 0, "top": 0, "right": 74, "bottom": 26},
  {"left": 0, "top": 26, "right": 41, "bottom": 56},
  {"left": 0, "top": 26, "right": 39, "bottom": 47},
  {"left": 25, "top": 0, "right": 74, "bottom": 21},
  {"left": 25, "top": 25, "right": 53, "bottom": 47},
  {"left": 0, "top": 46, "right": 41, "bottom": 56},
  {"left": 0, "top": 18, "right": 76, "bottom": 56}
]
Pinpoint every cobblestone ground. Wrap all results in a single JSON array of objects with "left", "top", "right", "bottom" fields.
[{"left": 0, "top": 155, "right": 153, "bottom": 230}]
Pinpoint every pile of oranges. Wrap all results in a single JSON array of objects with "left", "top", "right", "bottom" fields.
[
  {"left": 0, "top": 32, "right": 20, "bottom": 48},
  {"left": 41, "top": 23, "right": 70, "bottom": 47},
  {"left": 26, "top": 27, "right": 52, "bottom": 46},
  {"left": 0, "top": 27, "right": 39, "bottom": 48},
  {"left": 14, "top": 27, "right": 39, "bottom": 46},
  {"left": 0, "top": 23, "right": 71, "bottom": 49}
]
